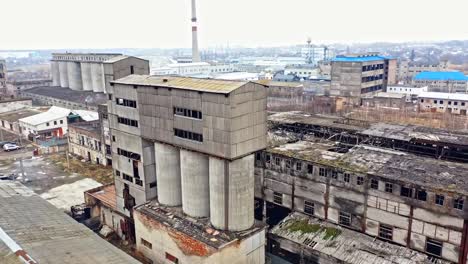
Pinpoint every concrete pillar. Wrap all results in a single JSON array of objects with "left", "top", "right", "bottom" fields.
[
  {"left": 155, "top": 143, "right": 182, "bottom": 206},
  {"left": 67, "top": 61, "right": 83, "bottom": 90},
  {"left": 91, "top": 63, "right": 105, "bottom": 93},
  {"left": 51, "top": 61, "right": 61, "bottom": 86},
  {"left": 209, "top": 154, "right": 255, "bottom": 231},
  {"left": 58, "top": 61, "right": 69, "bottom": 88},
  {"left": 81, "top": 62, "right": 93, "bottom": 91},
  {"left": 181, "top": 149, "right": 209, "bottom": 218}
]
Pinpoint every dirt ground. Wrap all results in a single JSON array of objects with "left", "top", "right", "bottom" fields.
[{"left": 47, "top": 153, "right": 114, "bottom": 184}]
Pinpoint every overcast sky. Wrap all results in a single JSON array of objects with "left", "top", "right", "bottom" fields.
[{"left": 2, "top": 0, "right": 467, "bottom": 50}]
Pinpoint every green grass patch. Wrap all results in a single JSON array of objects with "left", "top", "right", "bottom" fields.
[
  {"left": 323, "top": 227, "right": 341, "bottom": 240},
  {"left": 287, "top": 220, "right": 321, "bottom": 234}
]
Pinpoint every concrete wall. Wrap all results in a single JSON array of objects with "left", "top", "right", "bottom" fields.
[
  {"left": 134, "top": 210, "right": 266, "bottom": 264},
  {"left": 419, "top": 97, "right": 468, "bottom": 115},
  {"left": 255, "top": 151, "right": 468, "bottom": 263},
  {"left": 68, "top": 126, "right": 107, "bottom": 165},
  {"left": 137, "top": 82, "right": 267, "bottom": 160}
]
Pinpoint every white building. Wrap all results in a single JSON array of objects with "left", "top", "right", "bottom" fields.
[
  {"left": 386, "top": 86, "right": 428, "bottom": 102},
  {"left": 151, "top": 62, "right": 235, "bottom": 77},
  {"left": 418, "top": 92, "right": 468, "bottom": 115},
  {"left": 284, "top": 67, "right": 319, "bottom": 79}
]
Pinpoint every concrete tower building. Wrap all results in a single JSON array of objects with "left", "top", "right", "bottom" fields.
[
  {"left": 51, "top": 53, "right": 149, "bottom": 93},
  {"left": 108, "top": 76, "right": 268, "bottom": 263},
  {"left": 191, "top": 0, "right": 201, "bottom": 62},
  {"left": 0, "top": 60, "right": 7, "bottom": 96}
]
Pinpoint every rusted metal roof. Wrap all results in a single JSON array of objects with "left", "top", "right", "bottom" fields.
[
  {"left": 112, "top": 75, "right": 248, "bottom": 94},
  {"left": 87, "top": 184, "right": 117, "bottom": 210}
]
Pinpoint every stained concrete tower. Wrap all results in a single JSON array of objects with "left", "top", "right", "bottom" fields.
[{"left": 191, "top": 0, "right": 201, "bottom": 62}]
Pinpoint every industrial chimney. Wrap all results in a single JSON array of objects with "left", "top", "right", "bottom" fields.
[{"left": 191, "top": 0, "right": 201, "bottom": 62}]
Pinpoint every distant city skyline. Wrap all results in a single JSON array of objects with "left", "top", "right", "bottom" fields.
[{"left": 1, "top": 0, "right": 468, "bottom": 50}]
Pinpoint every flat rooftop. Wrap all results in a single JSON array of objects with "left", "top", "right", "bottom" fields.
[
  {"left": 418, "top": 91, "right": 468, "bottom": 101},
  {"left": 86, "top": 184, "right": 117, "bottom": 210},
  {"left": 414, "top": 71, "right": 468, "bottom": 81},
  {"left": 113, "top": 75, "right": 250, "bottom": 94},
  {"left": 332, "top": 55, "right": 390, "bottom": 62},
  {"left": 268, "top": 141, "right": 468, "bottom": 195},
  {"left": 135, "top": 201, "right": 265, "bottom": 250},
  {"left": 69, "top": 121, "right": 101, "bottom": 135},
  {"left": 270, "top": 213, "right": 449, "bottom": 264},
  {"left": 0, "top": 181, "right": 139, "bottom": 264},
  {"left": 0, "top": 108, "right": 41, "bottom": 123},
  {"left": 21, "top": 86, "right": 107, "bottom": 106}
]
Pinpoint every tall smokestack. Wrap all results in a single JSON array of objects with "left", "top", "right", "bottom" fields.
[{"left": 191, "top": 0, "right": 201, "bottom": 62}]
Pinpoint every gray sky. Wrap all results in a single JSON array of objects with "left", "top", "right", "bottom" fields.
[{"left": 2, "top": 0, "right": 468, "bottom": 50}]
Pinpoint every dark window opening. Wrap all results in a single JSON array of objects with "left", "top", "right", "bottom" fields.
[
  {"left": 370, "top": 179, "right": 379, "bottom": 189},
  {"left": 295, "top": 162, "right": 302, "bottom": 171},
  {"left": 130, "top": 65, "right": 134, "bottom": 74},
  {"left": 116, "top": 98, "right": 137, "bottom": 108},
  {"left": 141, "top": 238, "right": 152, "bottom": 249},
  {"left": 385, "top": 183, "right": 393, "bottom": 193},
  {"left": 304, "top": 201, "right": 314, "bottom": 216},
  {"left": 426, "top": 238, "right": 442, "bottom": 257},
  {"left": 378, "top": 224, "right": 393, "bottom": 240},
  {"left": 307, "top": 164, "right": 313, "bottom": 174},
  {"left": 339, "top": 211, "right": 351, "bottom": 226},
  {"left": 357, "top": 176, "right": 364, "bottom": 185},
  {"left": 454, "top": 198, "right": 464, "bottom": 210},
  {"left": 173, "top": 107, "right": 202, "bottom": 119},
  {"left": 435, "top": 194, "right": 444, "bottom": 206},
  {"left": 273, "top": 192, "right": 283, "bottom": 205},
  {"left": 400, "top": 186, "right": 413, "bottom": 198},
  {"left": 117, "top": 116, "right": 139, "bottom": 127},
  {"left": 344, "top": 173, "right": 350, "bottom": 183},
  {"left": 165, "top": 252, "right": 179, "bottom": 263},
  {"left": 174, "top": 128, "right": 203, "bottom": 142},
  {"left": 417, "top": 190, "right": 427, "bottom": 201}
]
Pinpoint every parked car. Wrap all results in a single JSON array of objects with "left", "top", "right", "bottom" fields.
[
  {"left": 0, "top": 141, "right": 16, "bottom": 147},
  {"left": 3, "top": 144, "right": 20, "bottom": 152}
]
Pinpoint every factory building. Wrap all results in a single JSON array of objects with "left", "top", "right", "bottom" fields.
[
  {"left": 418, "top": 92, "right": 468, "bottom": 115},
  {"left": 398, "top": 60, "right": 450, "bottom": 84},
  {"left": 107, "top": 76, "right": 268, "bottom": 263},
  {"left": 50, "top": 53, "right": 149, "bottom": 93},
  {"left": 387, "top": 85, "right": 428, "bottom": 102},
  {"left": 413, "top": 71, "right": 468, "bottom": 93},
  {"left": 68, "top": 120, "right": 107, "bottom": 165},
  {"left": 330, "top": 53, "right": 397, "bottom": 98},
  {"left": 256, "top": 112, "right": 468, "bottom": 263}
]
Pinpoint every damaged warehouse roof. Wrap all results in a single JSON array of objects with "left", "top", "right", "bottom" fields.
[
  {"left": 0, "top": 181, "right": 139, "bottom": 264},
  {"left": 268, "top": 141, "right": 468, "bottom": 195},
  {"left": 270, "top": 213, "right": 450, "bottom": 264}
]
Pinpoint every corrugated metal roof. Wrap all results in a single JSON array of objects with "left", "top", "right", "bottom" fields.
[
  {"left": 19, "top": 106, "right": 71, "bottom": 126},
  {"left": 418, "top": 91, "right": 468, "bottom": 101},
  {"left": 113, "top": 75, "right": 248, "bottom": 94},
  {"left": 71, "top": 110, "right": 99, "bottom": 121},
  {"left": 414, "top": 71, "right": 468, "bottom": 81}
]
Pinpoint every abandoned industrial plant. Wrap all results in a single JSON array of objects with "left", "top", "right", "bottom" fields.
[{"left": 1, "top": 0, "right": 468, "bottom": 264}]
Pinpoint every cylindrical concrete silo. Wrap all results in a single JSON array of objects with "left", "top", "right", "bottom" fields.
[
  {"left": 51, "top": 61, "right": 61, "bottom": 87},
  {"left": 155, "top": 143, "right": 182, "bottom": 206},
  {"left": 209, "top": 154, "right": 255, "bottom": 231},
  {"left": 58, "top": 61, "right": 69, "bottom": 88},
  {"left": 181, "top": 149, "right": 210, "bottom": 218},
  {"left": 91, "top": 63, "right": 105, "bottom": 93},
  {"left": 67, "top": 61, "right": 83, "bottom": 90},
  {"left": 81, "top": 62, "right": 93, "bottom": 91}
]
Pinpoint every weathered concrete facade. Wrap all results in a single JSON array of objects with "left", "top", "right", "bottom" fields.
[
  {"left": 107, "top": 76, "right": 268, "bottom": 263},
  {"left": 256, "top": 140, "right": 468, "bottom": 263},
  {"left": 68, "top": 121, "right": 107, "bottom": 165},
  {"left": 51, "top": 53, "right": 149, "bottom": 93}
]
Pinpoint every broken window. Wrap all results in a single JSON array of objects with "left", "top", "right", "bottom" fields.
[
  {"left": 338, "top": 212, "right": 351, "bottom": 226},
  {"left": 385, "top": 183, "right": 393, "bottom": 193},
  {"left": 304, "top": 201, "right": 314, "bottom": 216},
  {"left": 295, "top": 162, "right": 302, "bottom": 171},
  {"left": 426, "top": 238, "right": 443, "bottom": 257},
  {"left": 266, "top": 154, "right": 271, "bottom": 164},
  {"left": 330, "top": 170, "right": 338, "bottom": 179},
  {"left": 319, "top": 168, "right": 326, "bottom": 177},
  {"left": 273, "top": 192, "right": 283, "bottom": 205},
  {"left": 165, "top": 252, "right": 179, "bottom": 263},
  {"left": 115, "top": 170, "right": 121, "bottom": 177},
  {"left": 370, "top": 179, "right": 379, "bottom": 189},
  {"left": 141, "top": 238, "right": 152, "bottom": 249},
  {"left": 344, "top": 173, "right": 350, "bottom": 183},
  {"left": 454, "top": 198, "right": 464, "bottom": 210},
  {"left": 400, "top": 186, "right": 413, "bottom": 198},
  {"left": 435, "top": 194, "right": 445, "bottom": 206},
  {"left": 357, "top": 176, "right": 364, "bottom": 185},
  {"left": 378, "top": 224, "right": 393, "bottom": 240},
  {"left": 285, "top": 160, "right": 291, "bottom": 169},
  {"left": 417, "top": 190, "right": 427, "bottom": 201},
  {"left": 307, "top": 164, "right": 313, "bottom": 174}
]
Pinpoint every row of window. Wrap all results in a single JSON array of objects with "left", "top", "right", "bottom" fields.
[
  {"left": 362, "top": 64, "right": 384, "bottom": 72},
  {"left": 267, "top": 156, "right": 465, "bottom": 210},
  {"left": 361, "top": 74, "right": 383, "bottom": 83},
  {"left": 117, "top": 117, "right": 139, "bottom": 128},
  {"left": 46, "top": 119, "right": 64, "bottom": 126},
  {"left": 116, "top": 98, "right": 137, "bottom": 108},
  {"left": 361, "top": 85, "right": 383, "bottom": 94},
  {"left": 173, "top": 107, "right": 202, "bottom": 119},
  {"left": 423, "top": 99, "right": 467, "bottom": 106},
  {"left": 116, "top": 148, "right": 141, "bottom": 161},
  {"left": 174, "top": 128, "right": 203, "bottom": 142}
]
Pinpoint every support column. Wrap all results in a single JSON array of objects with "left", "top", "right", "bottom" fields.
[
  {"left": 67, "top": 61, "right": 83, "bottom": 90},
  {"left": 51, "top": 61, "right": 61, "bottom": 87},
  {"left": 81, "top": 62, "right": 93, "bottom": 91},
  {"left": 155, "top": 143, "right": 182, "bottom": 206},
  {"left": 91, "top": 63, "right": 105, "bottom": 93},
  {"left": 58, "top": 61, "right": 69, "bottom": 88},
  {"left": 180, "top": 149, "right": 209, "bottom": 218},
  {"left": 209, "top": 154, "right": 255, "bottom": 231}
]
